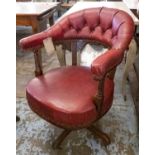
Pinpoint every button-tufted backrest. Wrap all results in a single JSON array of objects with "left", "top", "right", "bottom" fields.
[
  {"left": 19, "top": 7, "right": 135, "bottom": 52},
  {"left": 48, "top": 7, "right": 134, "bottom": 52}
]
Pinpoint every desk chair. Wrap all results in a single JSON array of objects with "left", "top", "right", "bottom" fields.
[{"left": 20, "top": 7, "right": 134, "bottom": 149}]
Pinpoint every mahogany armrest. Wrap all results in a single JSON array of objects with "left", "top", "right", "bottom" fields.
[
  {"left": 19, "top": 30, "right": 49, "bottom": 51},
  {"left": 91, "top": 49, "right": 124, "bottom": 78},
  {"left": 19, "top": 23, "right": 64, "bottom": 51}
]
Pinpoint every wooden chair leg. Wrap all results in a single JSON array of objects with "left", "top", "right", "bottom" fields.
[
  {"left": 87, "top": 125, "right": 111, "bottom": 146},
  {"left": 52, "top": 129, "right": 71, "bottom": 149},
  {"left": 16, "top": 116, "right": 20, "bottom": 122}
]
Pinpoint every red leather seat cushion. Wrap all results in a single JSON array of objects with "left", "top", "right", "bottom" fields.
[{"left": 26, "top": 66, "right": 114, "bottom": 129}]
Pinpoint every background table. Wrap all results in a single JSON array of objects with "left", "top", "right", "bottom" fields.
[
  {"left": 57, "top": 1, "right": 139, "bottom": 25},
  {"left": 16, "top": 2, "right": 61, "bottom": 33}
]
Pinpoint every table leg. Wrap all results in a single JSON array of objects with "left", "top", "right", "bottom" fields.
[
  {"left": 57, "top": 2, "right": 62, "bottom": 17},
  {"left": 122, "top": 38, "right": 137, "bottom": 100},
  {"left": 49, "top": 15, "right": 54, "bottom": 25},
  {"left": 57, "top": 8, "right": 61, "bottom": 17}
]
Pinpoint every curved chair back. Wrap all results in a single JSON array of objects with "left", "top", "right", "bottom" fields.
[
  {"left": 49, "top": 7, "right": 134, "bottom": 51},
  {"left": 21, "top": 7, "right": 134, "bottom": 52}
]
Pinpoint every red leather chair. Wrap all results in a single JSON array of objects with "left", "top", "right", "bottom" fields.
[{"left": 19, "top": 7, "right": 134, "bottom": 149}]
